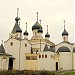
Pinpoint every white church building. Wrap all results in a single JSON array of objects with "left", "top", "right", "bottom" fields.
[{"left": 0, "top": 10, "right": 75, "bottom": 71}]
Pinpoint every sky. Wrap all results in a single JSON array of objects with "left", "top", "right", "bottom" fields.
[{"left": 0, "top": 0, "right": 74, "bottom": 44}]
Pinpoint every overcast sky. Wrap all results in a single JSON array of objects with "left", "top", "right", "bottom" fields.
[{"left": 0, "top": 0, "right": 74, "bottom": 44}]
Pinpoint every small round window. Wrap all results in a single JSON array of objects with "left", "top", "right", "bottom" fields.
[
  {"left": 25, "top": 43, "right": 27, "bottom": 47},
  {"left": 10, "top": 42, "right": 13, "bottom": 46}
]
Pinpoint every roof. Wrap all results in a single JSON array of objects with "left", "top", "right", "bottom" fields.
[
  {"left": 56, "top": 41, "right": 73, "bottom": 46},
  {"left": 12, "top": 23, "right": 22, "bottom": 33},
  {"left": 32, "top": 22, "right": 42, "bottom": 30},
  {"left": 38, "top": 27, "right": 43, "bottom": 33},
  {"left": 0, "top": 53, "right": 11, "bottom": 56},
  {"left": 50, "top": 46, "right": 55, "bottom": 52},
  {"left": 0, "top": 44, "right": 11, "bottom": 56},
  {"left": 43, "top": 44, "right": 49, "bottom": 51},
  {"left": 45, "top": 39, "right": 55, "bottom": 45},
  {"left": 73, "top": 47, "right": 75, "bottom": 52},
  {"left": 62, "top": 29, "right": 68, "bottom": 36},
  {"left": 43, "top": 44, "right": 55, "bottom": 52},
  {"left": 0, "top": 44, "right": 5, "bottom": 53},
  {"left": 57, "top": 46, "right": 70, "bottom": 52}
]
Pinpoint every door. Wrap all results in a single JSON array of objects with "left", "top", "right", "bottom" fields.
[
  {"left": 56, "top": 62, "right": 58, "bottom": 71},
  {"left": 8, "top": 58, "right": 13, "bottom": 70}
]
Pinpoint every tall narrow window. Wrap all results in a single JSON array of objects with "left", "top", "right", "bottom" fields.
[
  {"left": 25, "top": 43, "right": 27, "bottom": 47},
  {"left": 42, "top": 55, "right": 44, "bottom": 58},
  {"left": 39, "top": 55, "right": 41, "bottom": 58},
  {"left": 35, "top": 32, "right": 37, "bottom": 36},
  {"left": 45, "top": 55, "right": 47, "bottom": 58},
  {"left": 10, "top": 42, "right": 13, "bottom": 46},
  {"left": 64, "top": 37, "right": 66, "bottom": 41}
]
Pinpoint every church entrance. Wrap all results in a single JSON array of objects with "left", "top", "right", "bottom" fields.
[
  {"left": 8, "top": 58, "right": 13, "bottom": 70},
  {"left": 56, "top": 62, "right": 58, "bottom": 71}
]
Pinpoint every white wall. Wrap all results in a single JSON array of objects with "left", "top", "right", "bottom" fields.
[
  {"left": 20, "top": 39, "right": 31, "bottom": 70},
  {"left": 59, "top": 52, "right": 72, "bottom": 70},
  {"left": 4, "top": 38, "right": 20, "bottom": 70},
  {"left": 4, "top": 38, "right": 31, "bottom": 70},
  {"left": 38, "top": 51, "right": 55, "bottom": 71}
]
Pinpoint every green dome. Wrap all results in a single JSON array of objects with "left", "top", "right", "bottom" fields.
[{"left": 32, "top": 22, "right": 42, "bottom": 30}]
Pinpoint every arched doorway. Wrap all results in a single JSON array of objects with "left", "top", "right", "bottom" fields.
[{"left": 2, "top": 58, "right": 7, "bottom": 70}]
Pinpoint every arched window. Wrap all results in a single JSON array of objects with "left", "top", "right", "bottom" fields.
[
  {"left": 39, "top": 55, "right": 41, "bottom": 58},
  {"left": 42, "top": 55, "right": 44, "bottom": 58},
  {"left": 25, "top": 43, "right": 27, "bottom": 47},
  {"left": 45, "top": 55, "right": 47, "bottom": 58},
  {"left": 10, "top": 42, "right": 13, "bottom": 46}
]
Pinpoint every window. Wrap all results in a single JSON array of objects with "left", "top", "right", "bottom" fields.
[
  {"left": 26, "top": 56, "right": 37, "bottom": 60},
  {"left": 25, "top": 43, "right": 27, "bottom": 47},
  {"left": 45, "top": 55, "right": 47, "bottom": 58},
  {"left": 35, "top": 32, "right": 37, "bottom": 36},
  {"left": 39, "top": 55, "right": 41, "bottom": 58},
  {"left": 42, "top": 55, "right": 44, "bottom": 58},
  {"left": 10, "top": 42, "right": 13, "bottom": 46},
  {"left": 64, "top": 37, "right": 66, "bottom": 41}
]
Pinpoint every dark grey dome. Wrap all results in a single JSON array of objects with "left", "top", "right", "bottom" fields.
[
  {"left": 32, "top": 22, "right": 42, "bottom": 30},
  {"left": 57, "top": 46, "right": 70, "bottom": 52},
  {"left": 23, "top": 30, "right": 29, "bottom": 35},
  {"left": 38, "top": 27, "right": 43, "bottom": 33},
  {"left": 62, "top": 29, "right": 68, "bottom": 36},
  {"left": 73, "top": 47, "right": 75, "bottom": 53},
  {"left": 45, "top": 32, "right": 50, "bottom": 37},
  {"left": 15, "top": 16, "right": 20, "bottom": 22}
]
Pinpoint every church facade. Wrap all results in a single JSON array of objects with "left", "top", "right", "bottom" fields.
[{"left": 0, "top": 10, "right": 75, "bottom": 71}]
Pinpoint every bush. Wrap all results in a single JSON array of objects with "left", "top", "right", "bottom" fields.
[{"left": 0, "top": 70, "right": 56, "bottom": 75}]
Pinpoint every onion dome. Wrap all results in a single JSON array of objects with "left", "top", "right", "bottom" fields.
[
  {"left": 62, "top": 20, "right": 68, "bottom": 36},
  {"left": 57, "top": 46, "right": 70, "bottom": 52},
  {"left": 38, "top": 19, "right": 43, "bottom": 33},
  {"left": 62, "top": 29, "right": 68, "bottom": 36},
  {"left": 45, "top": 32, "right": 50, "bottom": 37},
  {"left": 15, "top": 16, "right": 20, "bottom": 22},
  {"left": 23, "top": 22, "right": 29, "bottom": 36},
  {"left": 32, "top": 22, "right": 42, "bottom": 30},
  {"left": 32, "top": 12, "right": 43, "bottom": 31},
  {"left": 11, "top": 8, "right": 22, "bottom": 33},
  {"left": 23, "top": 30, "right": 29, "bottom": 35},
  {"left": 45, "top": 25, "right": 50, "bottom": 38},
  {"left": 38, "top": 27, "right": 43, "bottom": 33}
]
